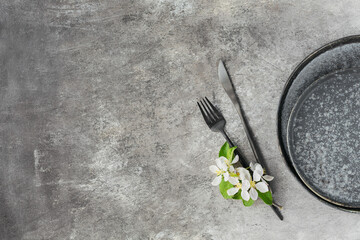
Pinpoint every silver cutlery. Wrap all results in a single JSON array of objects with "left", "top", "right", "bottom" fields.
[{"left": 218, "top": 60, "right": 283, "bottom": 220}]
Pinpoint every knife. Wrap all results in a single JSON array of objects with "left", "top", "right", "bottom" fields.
[{"left": 218, "top": 60, "right": 283, "bottom": 220}]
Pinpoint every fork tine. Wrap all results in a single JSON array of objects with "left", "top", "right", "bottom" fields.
[
  {"left": 204, "top": 97, "right": 221, "bottom": 118},
  {"left": 203, "top": 97, "right": 219, "bottom": 119},
  {"left": 202, "top": 99, "right": 217, "bottom": 120},
  {"left": 200, "top": 100, "right": 215, "bottom": 122},
  {"left": 197, "top": 102, "right": 211, "bottom": 125}
]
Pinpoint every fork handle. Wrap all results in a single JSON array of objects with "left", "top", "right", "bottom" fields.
[
  {"left": 220, "top": 130, "right": 235, "bottom": 147},
  {"left": 220, "top": 130, "right": 248, "bottom": 167}
]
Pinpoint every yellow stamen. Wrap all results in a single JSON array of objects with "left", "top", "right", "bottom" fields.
[
  {"left": 236, "top": 183, "right": 242, "bottom": 189},
  {"left": 250, "top": 181, "right": 256, "bottom": 188}
]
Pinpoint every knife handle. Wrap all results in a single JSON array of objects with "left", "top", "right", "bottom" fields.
[{"left": 271, "top": 204, "right": 284, "bottom": 220}]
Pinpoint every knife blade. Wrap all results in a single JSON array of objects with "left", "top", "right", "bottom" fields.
[
  {"left": 218, "top": 60, "right": 264, "bottom": 167},
  {"left": 218, "top": 60, "right": 283, "bottom": 220}
]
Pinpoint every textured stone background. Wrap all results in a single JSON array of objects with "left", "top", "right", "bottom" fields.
[{"left": 0, "top": 0, "right": 359, "bottom": 239}]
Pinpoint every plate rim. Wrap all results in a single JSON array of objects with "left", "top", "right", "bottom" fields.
[
  {"left": 286, "top": 68, "right": 360, "bottom": 208},
  {"left": 276, "top": 35, "right": 360, "bottom": 212}
]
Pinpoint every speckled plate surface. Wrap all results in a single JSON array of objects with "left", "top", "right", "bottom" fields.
[
  {"left": 287, "top": 69, "right": 360, "bottom": 208},
  {"left": 278, "top": 35, "right": 360, "bottom": 211}
]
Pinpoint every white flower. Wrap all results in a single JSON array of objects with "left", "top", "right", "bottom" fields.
[
  {"left": 238, "top": 166, "right": 269, "bottom": 201},
  {"left": 209, "top": 157, "right": 229, "bottom": 186},
  {"left": 226, "top": 167, "right": 249, "bottom": 197},
  {"left": 222, "top": 155, "right": 239, "bottom": 184},
  {"left": 209, "top": 156, "right": 240, "bottom": 186},
  {"left": 223, "top": 155, "right": 239, "bottom": 168},
  {"left": 250, "top": 162, "right": 274, "bottom": 182}
]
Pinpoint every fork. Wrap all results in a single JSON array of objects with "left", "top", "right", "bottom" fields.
[{"left": 197, "top": 97, "right": 247, "bottom": 167}]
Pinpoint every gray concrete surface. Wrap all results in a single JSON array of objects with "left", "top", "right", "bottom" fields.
[{"left": 0, "top": 0, "right": 359, "bottom": 239}]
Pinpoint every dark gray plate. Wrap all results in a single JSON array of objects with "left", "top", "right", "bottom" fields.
[
  {"left": 287, "top": 69, "right": 360, "bottom": 208},
  {"left": 277, "top": 35, "right": 360, "bottom": 211}
]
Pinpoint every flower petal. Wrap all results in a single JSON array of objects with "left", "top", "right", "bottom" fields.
[
  {"left": 215, "top": 158, "right": 223, "bottom": 169},
  {"left": 238, "top": 168, "right": 251, "bottom": 181},
  {"left": 228, "top": 177, "right": 239, "bottom": 185},
  {"left": 255, "top": 182, "right": 269, "bottom": 193},
  {"left": 241, "top": 189, "right": 250, "bottom": 201},
  {"left": 250, "top": 162, "right": 255, "bottom": 171},
  {"left": 250, "top": 187, "right": 258, "bottom": 200},
  {"left": 221, "top": 164, "right": 228, "bottom": 171},
  {"left": 242, "top": 180, "right": 250, "bottom": 191},
  {"left": 209, "top": 165, "right": 219, "bottom": 174},
  {"left": 255, "top": 164, "right": 263, "bottom": 175},
  {"left": 223, "top": 172, "right": 229, "bottom": 181},
  {"left": 263, "top": 175, "right": 274, "bottom": 182},
  {"left": 253, "top": 171, "right": 261, "bottom": 182},
  {"left": 229, "top": 165, "right": 235, "bottom": 173},
  {"left": 227, "top": 187, "right": 239, "bottom": 196},
  {"left": 232, "top": 155, "right": 239, "bottom": 164},
  {"left": 211, "top": 175, "right": 222, "bottom": 186},
  {"left": 218, "top": 158, "right": 228, "bottom": 171}
]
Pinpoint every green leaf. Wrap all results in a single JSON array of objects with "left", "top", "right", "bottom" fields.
[
  {"left": 228, "top": 146, "right": 237, "bottom": 162},
  {"left": 233, "top": 189, "right": 242, "bottom": 200},
  {"left": 219, "top": 142, "right": 230, "bottom": 158},
  {"left": 219, "top": 178, "right": 234, "bottom": 199},
  {"left": 242, "top": 198, "right": 254, "bottom": 207},
  {"left": 258, "top": 190, "right": 273, "bottom": 205},
  {"left": 219, "top": 142, "right": 237, "bottom": 161}
]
